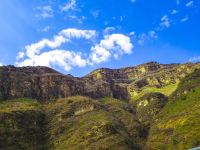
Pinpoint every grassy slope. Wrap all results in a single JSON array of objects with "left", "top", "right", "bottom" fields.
[
  {"left": 1, "top": 97, "right": 144, "bottom": 150},
  {"left": 129, "top": 82, "right": 179, "bottom": 101},
  {"left": 0, "top": 99, "right": 40, "bottom": 112},
  {"left": 0, "top": 99, "right": 48, "bottom": 150},
  {"left": 146, "top": 70, "right": 200, "bottom": 150},
  {"left": 46, "top": 96, "right": 144, "bottom": 150}
]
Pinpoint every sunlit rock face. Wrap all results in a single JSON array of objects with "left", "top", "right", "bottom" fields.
[{"left": 0, "top": 62, "right": 200, "bottom": 101}]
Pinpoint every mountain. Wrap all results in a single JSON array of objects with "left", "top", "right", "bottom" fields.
[
  {"left": 0, "top": 62, "right": 200, "bottom": 150},
  {"left": 1, "top": 62, "right": 200, "bottom": 101}
]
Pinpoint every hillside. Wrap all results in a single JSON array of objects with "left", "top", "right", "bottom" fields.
[{"left": 0, "top": 62, "right": 200, "bottom": 150}]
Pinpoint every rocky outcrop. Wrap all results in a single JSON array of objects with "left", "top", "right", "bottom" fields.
[{"left": 0, "top": 62, "right": 200, "bottom": 101}]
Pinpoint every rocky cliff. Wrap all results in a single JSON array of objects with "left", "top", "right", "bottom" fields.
[{"left": 0, "top": 62, "right": 200, "bottom": 102}]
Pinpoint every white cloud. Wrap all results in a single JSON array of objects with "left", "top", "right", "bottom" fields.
[
  {"left": 91, "top": 10, "right": 100, "bottom": 19},
  {"left": 189, "top": 56, "right": 200, "bottom": 62},
  {"left": 148, "top": 31, "right": 158, "bottom": 39},
  {"left": 137, "top": 33, "right": 146, "bottom": 45},
  {"left": 104, "top": 27, "right": 116, "bottom": 35},
  {"left": 36, "top": 6, "right": 54, "bottom": 19},
  {"left": 21, "top": 28, "right": 96, "bottom": 59},
  {"left": 17, "top": 50, "right": 86, "bottom": 71},
  {"left": 171, "top": 9, "right": 178, "bottom": 15},
  {"left": 0, "top": 62, "right": 3, "bottom": 66},
  {"left": 186, "top": 1, "right": 194, "bottom": 7},
  {"left": 41, "top": 26, "right": 51, "bottom": 32},
  {"left": 129, "top": 32, "right": 135, "bottom": 36},
  {"left": 25, "top": 35, "right": 68, "bottom": 58},
  {"left": 60, "top": 28, "right": 96, "bottom": 40},
  {"left": 137, "top": 31, "right": 158, "bottom": 45},
  {"left": 16, "top": 52, "right": 25, "bottom": 60},
  {"left": 61, "top": 0, "right": 77, "bottom": 12},
  {"left": 160, "top": 15, "right": 170, "bottom": 28},
  {"left": 89, "top": 34, "right": 133, "bottom": 64},
  {"left": 181, "top": 16, "right": 189, "bottom": 22},
  {"left": 66, "top": 15, "right": 86, "bottom": 24},
  {"left": 120, "top": 16, "right": 125, "bottom": 22},
  {"left": 16, "top": 29, "right": 133, "bottom": 71}
]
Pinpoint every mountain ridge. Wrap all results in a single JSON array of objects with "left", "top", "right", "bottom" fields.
[
  {"left": 0, "top": 61, "right": 199, "bottom": 101},
  {"left": 0, "top": 61, "right": 182, "bottom": 77}
]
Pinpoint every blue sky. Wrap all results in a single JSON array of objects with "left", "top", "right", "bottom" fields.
[{"left": 0, "top": 0, "right": 199, "bottom": 76}]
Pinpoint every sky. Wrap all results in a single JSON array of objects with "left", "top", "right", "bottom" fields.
[{"left": 0, "top": 0, "right": 199, "bottom": 76}]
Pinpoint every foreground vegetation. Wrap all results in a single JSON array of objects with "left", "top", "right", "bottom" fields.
[
  {"left": 0, "top": 99, "right": 48, "bottom": 150},
  {"left": 0, "top": 97, "right": 146, "bottom": 150}
]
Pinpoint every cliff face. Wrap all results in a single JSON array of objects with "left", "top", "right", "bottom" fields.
[
  {"left": 0, "top": 62, "right": 200, "bottom": 102},
  {"left": 0, "top": 65, "right": 124, "bottom": 101}
]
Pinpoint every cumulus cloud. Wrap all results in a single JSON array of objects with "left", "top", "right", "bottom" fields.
[
  {"left": 36, "top": 6, "right": 54, "bottom": 18},
  {"left": 22, "top": 28, "right": 96, "bottom": 59},
  {"left": 17, "top": 50, "right": 86, "bottom": 71},
  {"left": 17, "top": 28, "right": 97, "bottom": 71},
  {"left": 186, "top": 1, "right": 194, "bottom": 7},
  {"left": 16, "top": 28, "right": 133, "bottom": 72},
  {"left": 89, "top": 34, "right": 133, "bottom": 64},
  {"left": 25, "top": 35, "right": 68, "bottom": 58}
]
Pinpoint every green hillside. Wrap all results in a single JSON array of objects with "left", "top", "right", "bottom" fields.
[
  {"left": 0, "top": 99, "right": 48, "bottom": 150},
  {"left": 146, "top": 69, "right": 200, "bottom": 149}
]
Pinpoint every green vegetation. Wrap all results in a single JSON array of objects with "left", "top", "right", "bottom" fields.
[
  {"left": 129, "top": 82, "right": 179, "bottom": 100},
  {"left": 47, "top": 96, "right": 145, "bottom": 150},
  {"left": 132, "top": 93, "right": 168, "bottom": 126},
  {"left": 2, "top": 97, "right": 145, "bottom": 150},
  {"left": 0, "top": 98, "right": 40, "bottom": 112},
  {"left": 146, "top": 70, "right": 200, "bottom": 150},
  {"left": 0, "top": 98, "right": 48, "bottom": 150}
]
